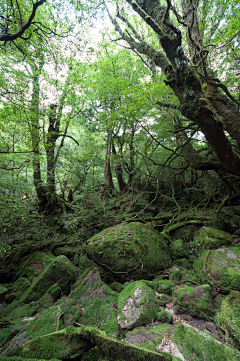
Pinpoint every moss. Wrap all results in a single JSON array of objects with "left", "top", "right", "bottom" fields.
[
  {"left": 0, "top": 327, "right": 11, "bottom": 346},
  {"left": 157, "top": 308, "right": 173, "bottom": 324},
  {"left": 176, "top": 258, "right": 192, "bottom": 269},
  {"left": 173, "top": 285, "right": 214, "bottom": 320},
  {"left": 174, "top": 323, "right": 240, "bottom": 361},
  {"left": 193, "top": 247, "right": 240, "bottom": 291},
  {"left": 14, "top": 252, "right": 55, "bottom": 282},
  {"left": 152, "top": 279, "right": 176, "bottom": 295},
  {"left": 215, "top": 291, "right": 240, "bottom": 349},
  {"left": 109, "top": 282, "right": 125, "bottom": 293},
  {"left": 81, "top": 345, "right": 99, "bottom": 360},
  {"left": 170, "top": 239, "right": 189, "bottom": 259},
  {"left": 86, "top": 222, "right": 172, "bottom": 281},
  {"left": 193, "top": 227, "right": 232, "bottom": 252},
  {"left": 5, "top": 325, "right": 174, "bottom": 361},
  {"left": 20, "top": 255, "right": 76, "bottom": 303}
]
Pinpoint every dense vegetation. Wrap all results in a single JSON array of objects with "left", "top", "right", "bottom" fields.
[
  {"left": 1, "top": 2, "right": 240, "bottom": 360},
  {"left": 1, "top": 0, "right": 240, "bottom": 241}
]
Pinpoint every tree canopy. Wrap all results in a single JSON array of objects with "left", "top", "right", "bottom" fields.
[{"left": 0, "top": 0, "right": 240, "bottom": 218}]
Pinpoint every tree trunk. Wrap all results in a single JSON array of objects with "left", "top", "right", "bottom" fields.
[
  {"left": 112, "top": 141, "right": 126, "bottom": 192},
  {"left": 29, "top": 62, "right": 48, "bottom": 211},
  {"left": 104, "top": 133, "right": 114, "bottom": 192}
]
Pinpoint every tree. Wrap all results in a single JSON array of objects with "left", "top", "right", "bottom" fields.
[{"left": 107, "top": 0, "right": 240, "bottom": 177}]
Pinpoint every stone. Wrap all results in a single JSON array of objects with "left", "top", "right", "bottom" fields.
[
  {"left": 20, "top": 255, "right": 76, "bottom": 303},
  {"left": 85, "top": 222, "right": 172, "bottom": 282},
  {"left": 193, "top": 247, "right": 240, "bottom": 291},
  {"left": 193, "top": 227, "right": 232, "bottom": 252},
  {"left": 215, "top": 291, "right": 240, "bottom": 349},
  {"left": 173, "top": 284, "right": 214, "bottom": 320},
  {"left": 174, "top": 323, "right": 240, "bottom": 361},
  {"left": 117, "top": 281, "right": 160, "bottom": 330}
]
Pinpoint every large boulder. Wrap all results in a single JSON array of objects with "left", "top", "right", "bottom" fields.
[
  {"left": 174, "top": 323, "right": 240, "bottom": 361},
  {"left": 169, "top": 239, "right": 189, "bottom": 259},
  {"left": 215, "top": 291, "right": 240, "bottom": 349},
  {"left": 5, "top": 325, "right": 178, "bottom": 361},
  {"left": 20, "top": 255, "right": 76, "bottom": 303},
  {"left": 117, "top": 281, "right": 160, "bottom": 330},
  {"left": 85, "top": 222, "right": 172, "bottom": 282},
  {"left": 172, "top": 284, "right": 214, "bottom": 320},
  {"left": 193, "top": 247, "right": 240, "bottom": 291}
]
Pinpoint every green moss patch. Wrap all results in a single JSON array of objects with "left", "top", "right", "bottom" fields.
[
  {"left": 193, "top": 227, "right": 232, "bottom": 252},
  {"left": 5, "top": 325, "right": 175, "bottom": 361},
  {"left": 173, "top": 284, "right": 214, "bottom": 320},
  {"left": 174, "top": 323, "right": 240, "bottom": 361},
  {"left": 215, "top": 291, "right": 240, "bottom": 349},
  {"left": 193, "top": 247, "right": 240, "bottom": 291}
]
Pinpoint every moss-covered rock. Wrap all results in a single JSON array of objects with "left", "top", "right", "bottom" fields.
[
  {"left": 215, "top": 291, "right": 240, "bottom": 349},
  {"left": 20, "top": 255, "right": 76, "bottom": 303},
  {"left": 170, "top": 239, "right": 189, "bottom": 259},
  {"left": 157, "top": 308, "right": 173, "bottom": 324},
  {"left": 117, "top": 281, "right": 160, "bottom": 330},
  {"left": 173, "top": 284, "right": 214, "bottom": 320},
  {"left": 193, "top": 227, "right": 232, "bottom": 252},
  {"left": 5, "top": 277, "right": 31, "bottom": 303},
  {"left": 193, "top": 247, "right": 240, "bottom": 291},
  {"left": 174, "top": 323, "right": 240, "bottom": 361},
  {"left": 5, "top": 325, "right": 176, "bottom": 361},
  {"left": 13, "top": 252, "right": 55, "bottom": 282},
  {"left": 67, "top": 269, "right": 119, "bottom": 336},
  {"left": 86, "top": 222, "right": 172, "bottom": 281}
]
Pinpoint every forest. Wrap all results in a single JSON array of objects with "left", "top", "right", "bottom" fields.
[{"left": 0, "top": 1, "right": 240, "bottom": 360}]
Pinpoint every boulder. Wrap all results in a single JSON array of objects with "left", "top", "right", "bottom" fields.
[
  {"left": 193, "top": 247, "right": 240, "bottom": 291},
  {"left": 215, "top": 291, "right": 240, "bottom": 349},
  {"left": 68, "top": 269, "right": 119, "bottom": 336},
  {"left": 173, "top": 284, "right": 214, "bottom": 320},
  {"left": 174, "top": 323, "right": 240, "bottom": 361},
  {"left": 20, "top": 255, "right": 76, "bottom": 303},
  {"left": 193, "top": 227, "right": 232, "bottom": 252},
  {"left": 117, "top": 281, "right": 160, "bottom": 330},
  {"left": 86, "top": 222, "right": 172, "bottom": 281},
  {"left": 5, "top": 325, "right": 178, "bottom": 361},
  {"left": 152, "top": 279, "right": 176, "bottom": 295}
]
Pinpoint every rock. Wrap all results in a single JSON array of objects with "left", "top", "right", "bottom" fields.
[
  {"left": 86, "top": 222, "right": 172, "bottom": 281},
  {"left": 20, "top": 255, "right": 76, "bottom": 303},
  {"left": 52, "top": 245, "right": 78, "bottom": 258},
  {"left": 215, "top": 291, "right": 240, "bottom": 349},
  {"left": 193, "top": 227, "right": 232, "bottom": 252},
  {"left": 193, "top": 247, "right": 240, "bottom": 291},
  {"left": 14, "top": 252, "right": 55, "bottom": 282},
  {"left": 173, "top": 284, "right": 214, "bottom": 320},
  {"left": 5, "top": 277, "right": 31, "bottom": 303},
  {"left": 174, "top": 323, "right": 240, "bottom": 361},
  {"left": 170, "top": 239, "right": 189, "bottom": 259},
  {"left": 4, "top": 325, "right": 177, "bottom": 361},
  {"left": 125, "top": 324, "right": 183, "bottom": 360},
  {"left": 68, "top": 269, "right": 119, "bottom": 336},
  {"left": 117, "top": 281, "right": 160, "bottom": 330}
]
